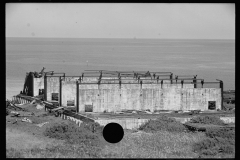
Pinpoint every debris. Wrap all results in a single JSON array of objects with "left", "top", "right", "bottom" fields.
[
  {"left": 132, "top": 111, "right": 137, "bottom": 114},
  {"left": 36, "top": 104, "right": 45, "bottom": 110},
  {"left": 7, "top": 119, "right": 18, "bottom": 124},
  {"left": 21, "top": 117, "right": 32, "bottom": 123},
  {"left": 175, "top": 110, "right": 183, "bottom": 113},
  {"left": 154, "top": 110, "right": 173, "bottom": 114},
  {"left": 182, "top": 110, "right": 191, "bottom": 113},
  {"left": 6, "top": 100, "right": 24, "bottom": 111},
  {"left": 12, "top": 119, "right": 18, "bottom": 124},
  {"left": 189, "top": 110, "right": 201, "bottom": 115},
  {"left": 115, "top": 111, "right": 124, "bottom": 114},
  {"left": 145, "top": 111, "right": 153, "bottom": 114},
  {"left": 51, "top": 107, "right": 64, "bottom": 112},
  {"left": 10, "top": 111, "right": 20, "bottom": 117},
  {"left": 121, "top": 109, "right": 136, "bottom": 114},
  {"left": 36, "top": 122, "right": 49, "bottom": 127},
  {"left": 10, "top": 111, "right": 19, "bottom": 115},
  {"left": 30, "top": 100, "right": 36, "bottom": 104},
  {"left": 10, "top": 111, "right": 34, "bottom": 117}
]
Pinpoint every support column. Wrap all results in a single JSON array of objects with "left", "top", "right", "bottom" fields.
[
  {"left": 44, "top": 75, "right": 47, "bottom": 101},
  {"left": 201, "top": 80, "right": 204, "bottom": 88},
  {"left": 193, "top": 75, "right": 197, "bottom": 88},
  {"left": 59, "top": 77, "right": 62, "bottom": 106},
  {"left": 76, "top": 80, "right": 79, "bottom": 113},
  {"left": 30, "top": 72, "right": 34, "bottom": 96},
  {"left": 217, "top": 80, "right": 224, "bottom": 110},
  {"left": 170, "top": 73, "right": 173, "bottom": 84},
  {"left": 220, "top": 81, "right": 224, "bottom": 110}
]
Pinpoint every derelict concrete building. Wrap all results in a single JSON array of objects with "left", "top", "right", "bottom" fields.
[{"left": 21, "top": 70, "right": 223, "bottom": 113}]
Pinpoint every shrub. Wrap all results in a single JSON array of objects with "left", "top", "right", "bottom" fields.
[
  {"left": 189, "top": 115, "right": 225, "bottom": 125},
  {"left": 139, "top": 115, "right": 187, "bottom": 133},
  {"left": 44, "top": 121, "right": 104, "bottom": 147},
  {"left": 80, "top": 121, "right": 104, "bottom": 135},
  {"left": 205, "top": 128, "right": 235, "bottom": 141},
  {"left": 199, "top": 148, "right": 219, "bottom": 156},
  {"left": 6, "top": 148, "right": 23, "bottom": 158},
  {"left": 193, "top": 127, "right": 235, "bottom": 157}
]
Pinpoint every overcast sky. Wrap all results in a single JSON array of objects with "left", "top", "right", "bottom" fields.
[{"left": 6, "top": 3, "right": 235, "bottom": 39}]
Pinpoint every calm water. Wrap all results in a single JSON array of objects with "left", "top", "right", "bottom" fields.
[{"left": 6, "top": 37, "right": 235, "bottom": 99}]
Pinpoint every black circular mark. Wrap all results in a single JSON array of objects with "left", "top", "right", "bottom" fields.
[{"left": 103, "top": 123, "right": 124, "bottom": 144}]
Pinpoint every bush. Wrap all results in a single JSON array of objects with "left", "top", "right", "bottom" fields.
[
  {"left": 6, "top": 148, "right": 23, "bottom": 158},
  {"left": 80, "top": 121, "right": 104, "bottom": 135},
  {"left": 44, "top": 121, "right": 104, "bottom": 147},
  {"left": 205, "top": 128, "right": 235, "bottom": 141},
  {"left": 139, "top": 115, "right": 187, "bottom": 133},
  {"left": 193, "top": 127, "right": 235, "bottom": 157},
  {"left": 189, "top": 115, "right": 225, "bottom": 125}
]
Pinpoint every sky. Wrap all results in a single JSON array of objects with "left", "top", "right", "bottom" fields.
[{"left": 6, "top": 3, "right": 235, "bottom": 39}]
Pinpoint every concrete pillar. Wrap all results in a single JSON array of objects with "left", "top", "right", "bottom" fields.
[
  {"left": 119, "top": 80, "right": 121, "bottom": 89},
  {"left": 193, "top": 75, "right": 197, "bottom": 88},
  {"left": 170, "top": 73, "right": 173, "bottom": 84},
  {"left": 76, "top": 81, "right": 79, "bottom": 113},
  {"left": 181, "top": 80, "right": 184, "bottom": 88},
  {"left": 44, "top": 75, "right": 47, "bottom": 101},
  {"left": 59, "top": 77, "right": 62, "bottom": 106},
  {"left": 219, "top": 80, "right": 224, "bottom": 110},
  {"left": 201, "top": 80, "right": 204, "bottom": 88}
]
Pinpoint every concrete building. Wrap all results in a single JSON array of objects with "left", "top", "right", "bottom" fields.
[{"left": 21, "top": 70, "right": 223, "bottom": 112}]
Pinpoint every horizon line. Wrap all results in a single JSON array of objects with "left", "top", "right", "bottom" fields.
[{"left": 5, "top": 37, "right": 235, "bottom": 40}]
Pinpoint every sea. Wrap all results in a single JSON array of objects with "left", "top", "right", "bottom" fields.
[{"left": 6, "top": 37, "right": 235, "bottom": 100}]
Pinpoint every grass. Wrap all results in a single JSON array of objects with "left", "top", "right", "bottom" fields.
[
  {"left": 102, "top": 131, "right": 205, "bottom": 158},
  {"left": 7, "top": 130, "right": 205, "bottom": 158},
  {"left": 138, "top": 115, "right": 187, "bottom": 133},
  {"left": 7, "top": 143, "right": 102, "bottom": 158},
  {"left": 193, "top": 128, "right": 235, "bottom": 158},
  {"left": 6, "top": 115, "right": 235, "bottom": 158},
  {"left": 189, "top": 115, "right": 226, "bottom": 125}
]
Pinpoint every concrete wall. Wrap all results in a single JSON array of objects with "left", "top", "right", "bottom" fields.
[
  {"left": 78, "top": 88, "right": 221, "bottom": 112},
  {"left": 33, "top": 77, "right": 44, "bottom": 96},
  {"left": 95, "top": 116, "right": 234, "bottom": 129},
  {"left": 95, "top": 118, "right": 150, "bottom": 130},
  {"left": 61, "top": 77, "right": 78, "bottom": 106},
  {"left": 46, "top": 77, "right": 60, "bottom": 101}
]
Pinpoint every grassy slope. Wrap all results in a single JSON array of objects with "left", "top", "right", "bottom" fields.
[{"left": 102, "top": 131, "right": 205, "bottom": 158}]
